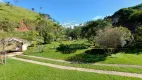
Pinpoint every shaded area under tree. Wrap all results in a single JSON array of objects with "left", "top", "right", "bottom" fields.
[{"left": 66, "top": 49, "right": 108, "bottom": 63}]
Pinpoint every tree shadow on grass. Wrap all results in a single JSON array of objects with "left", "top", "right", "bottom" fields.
[
  {"left": 66, "top": 49, "right": 108, "bottom": 63},
  {"left": 120, "top": 48, "right": 142, "bottom": 55},
  {"left": 56, "top": 43, "right": 91, "bottom": 54}
]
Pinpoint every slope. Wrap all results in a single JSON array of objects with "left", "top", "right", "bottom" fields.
[{"left": 0, "top": 3, "right": 38, "bottom": 22}]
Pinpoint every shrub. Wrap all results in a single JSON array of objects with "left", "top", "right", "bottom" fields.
[{"left": 95, "top": 27, "right": 133, "bottom": 55}]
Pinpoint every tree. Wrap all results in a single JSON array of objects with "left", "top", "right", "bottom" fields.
[
  {"left": 36, "top": 19, "right": 55, "bottom": 44},
  {"left": 112, "top": 8, "right": 134, "bottom": 24},
  {"left": 31, "top": 8, "right": 35, "bottom": 11},
  {"left": 5, "top": 2, "right": 13, "bottom": 8},
  {"left": 129, "top": 10, "right": 142, "bottom": 25},
  {"left": 132, "top": 25, "right": 142, "bottom": 48},
  {"left": 64, "top": 26, "right": 82, "bottom": 40},
  {"left": 53, "top": 24, "right": 64, "bottom": 41},
  {"left": 95, "top": 27, "right": 132, "bottom": 54},
  {"left": 72, "top": 26, "right": 82, "bottom": 39},
  {"left": 108, "top": 4, "right": 142, "bottom": 31},
  {"left": 0, "top": 32, "right": 14, "bottom": 64},
  {"left": 81, "top": 19, "right": 111, "bottom": 40},
  {"left": 35, "top": 13, "right": 63, "bottom": 43}
]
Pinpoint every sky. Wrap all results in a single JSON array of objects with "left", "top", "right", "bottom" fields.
[{"left": 0, "top": 0, "right": 142, "bottom": 26}]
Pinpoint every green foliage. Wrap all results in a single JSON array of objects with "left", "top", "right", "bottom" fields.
[
  {"left": 0, "top": 32, "right": 15, "bottom": 38},
  {"left": 0, "top": 3, "right": 37, "bottom": 22},
  {"left": 110, "top": 3, "right": 142, "bottom": 31},
  {"left": 81, "top": 19, "right": 111, "bottom": 40},
  {"left": 135, "top": 26, "right": 142, "bottom": 41},
  {"left": 131, "top": 3, "right": 142, "bottom": 9},
  {"left": 112, "top": 8, "right": 134, "bottom": 22},
  {"left": 65, "top": 26, "right": 82, "bottom": 40},
  {"left": 71, "top": 26, "right": 82, "bottom": 39},
  {"left": 129, "top": 10, "right": 142, "bottom": 24},
  {"left": 95, "top": 27, "right": 133, "bottom": 54},
  {"left": 35, "top": 13, "right": 64, "bottom": 44},
  {"left": 20, "top": 31, "right": 39, "bottom": 41},
  {"left": 37, "top": 19, "right": 55, "bottom": 44},
  {"left": 57, "top": 43, "right": 90, "bottom": 54},
  {"left": 130, "top": 26, "right": 142, "bottom": 48},
  {"left": 0, "top": 18, "right": 19, "bottom": 32}
]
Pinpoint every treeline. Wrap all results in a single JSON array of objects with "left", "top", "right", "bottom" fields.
[
  {"left": 65, "top": 3, "right": 142, "bottom": 52},
  {"left": 0, "top": 3, "right": 142, "bottom": 52}
]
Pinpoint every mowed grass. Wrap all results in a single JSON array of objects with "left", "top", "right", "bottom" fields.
[
  {"left": 0, "top": 59, "right": 141, "bottom": 80},
  {"left": 25, "top": 41, "right": 89, "bottom": 59},
  {"left": 24, "top": 40, "right": 142, "bottom": 65},
  {"left": 17, "top": 55, "right": 142, "bottom": 74},
  {"left": 99, "top": 53, "right": 142, "bottom": 65}
]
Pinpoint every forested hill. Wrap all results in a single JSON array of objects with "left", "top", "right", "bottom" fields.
[
  {"left": 131, "top": 3, "right": 142, "bottom": 9},
  {"left": 108, "top": 3, "right": 142, "bottom": 31},
  {"left": 0, "top": 3, "right": 38, "bottom": 22}
]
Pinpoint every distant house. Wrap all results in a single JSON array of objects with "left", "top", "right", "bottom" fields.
[{"left": 16, "top": 20, "right": 29, "bottom": 32}]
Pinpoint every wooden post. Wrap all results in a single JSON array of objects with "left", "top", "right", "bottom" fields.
[{"left": 2, "top": 39, "right": 6, "bottom": 64}]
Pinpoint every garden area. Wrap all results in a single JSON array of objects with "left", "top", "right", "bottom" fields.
[
  {"left": 0, "top": 1, "right": 142, "bottom": 80},
  {"left": 0, "top": 59, "right": 141, "bottom": 80},
  {"left": 23, "top": 40, "right": 142, "bottom": 65}
]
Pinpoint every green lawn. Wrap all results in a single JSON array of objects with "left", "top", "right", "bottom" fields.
[
  {"left": 0, "top": 59, "right": 141, "bottom": 80},
  {"left": 24, "top": 41, "right": 142, "bottom": 65},
  {"left": 99, "top": 53, "right": 142, "bottom": 65},
  {"left": 25, "top": 41, "right": 89, "bottom": 59},
  {"left": 17, "top": 55, "right": 142, "bottom": 74}
]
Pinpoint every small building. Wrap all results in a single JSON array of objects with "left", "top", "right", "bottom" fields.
[{"left": 8, "top": 38, "right": 30, "bottom": 52}]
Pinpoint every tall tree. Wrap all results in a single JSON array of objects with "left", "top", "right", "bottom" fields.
[
  {"left": 95, "top": 27, "right": 132, "bottom": 54},
  {"left": 0, "top": 32, "right": 14, "bottom": 64},
  {"left": 82, "top": 19, "right": 111, "bottom": 40}
]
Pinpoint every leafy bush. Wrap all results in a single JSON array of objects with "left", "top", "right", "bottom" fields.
[
  {"left": 95, "top": 27, "right": 133, "bottom": 54},
  {"left": 126, "top": 26, "right": 142, "bottom": 49}
]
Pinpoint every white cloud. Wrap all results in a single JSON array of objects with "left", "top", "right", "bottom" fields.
[
  {"left": 62, "top": 22, "right": 80, "bottom": 28},
  {"left": 92, "top": 16, "right": 104, "bottom": 20}
]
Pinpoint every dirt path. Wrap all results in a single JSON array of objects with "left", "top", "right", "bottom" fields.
[
  {"left": 22, "top": 55, "right": 142, "bottom": 69},
  {"left": 7, "top": 52, "right": 23, "bottom": 57},
  {"left": 10, "top": 57, "right": 142, "bottom": 78},
  {"left": 22, "top": 55, "right": 70, "bottom": 63}
]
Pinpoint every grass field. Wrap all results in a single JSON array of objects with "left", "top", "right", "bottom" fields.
[
  {"left": 24, "top": 41, "right": 142, "bottom": 65},
  {"left": 17, "top": 55, "right": 142, "bottom": 74},
  {"left": 99, "top": 53, "right": 142, "bottom": 65},
  {"left": 0, "top": 3, "right": 37, "bottom": 22},
  {"left": 0, "top": 59, "right": 141, "bottom": 80},
  {"left": 24, "top": 41, "right": 89, "bottom": 59}
]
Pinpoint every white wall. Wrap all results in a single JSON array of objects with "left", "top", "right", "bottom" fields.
[{"left": 22, "top": 44, "right": 30, "bottom": 51}]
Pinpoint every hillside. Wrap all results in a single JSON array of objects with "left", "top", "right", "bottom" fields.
[
  {"left": 131, "top": 3, "right": 142, "bottom": 9},
  {"left": 0, "top": 3, "right": 38, "bottom": 22},
  {"left": 110, "top": 3, "right": 142, "bottom": 31}
]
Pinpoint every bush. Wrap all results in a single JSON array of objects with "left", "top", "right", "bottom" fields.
[
  {"left": 132, "top": 26, "right": 142, "bottom": 49},
  {"left": 56, "top": 44, "right": 76, "bottom": 54},
  {"left": 95, "top": 27, "right": 133, "bottom": 54}
]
